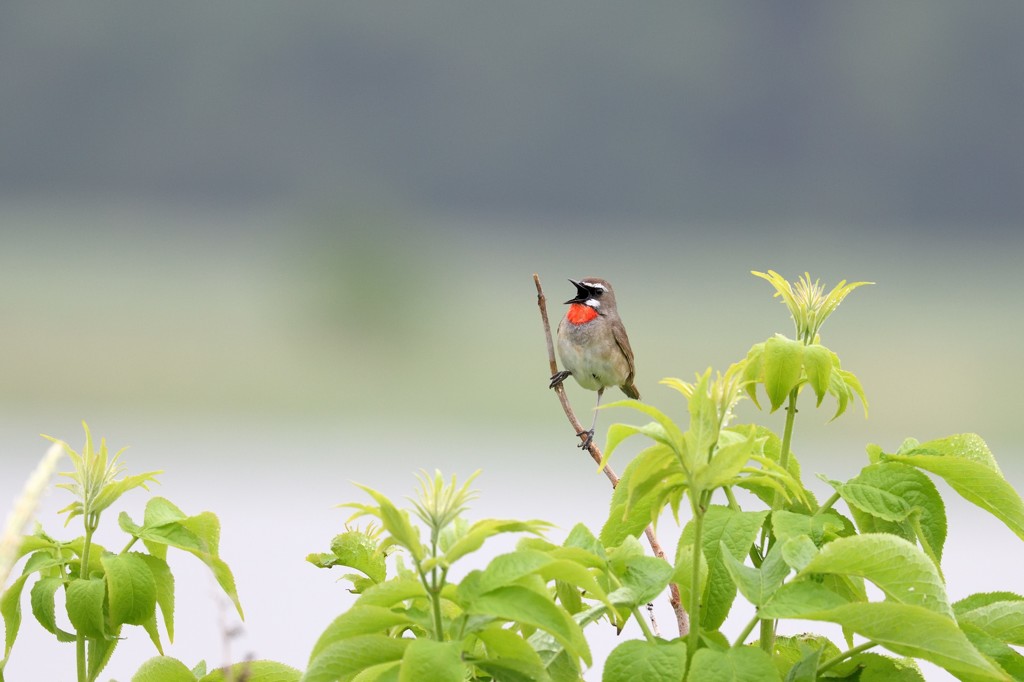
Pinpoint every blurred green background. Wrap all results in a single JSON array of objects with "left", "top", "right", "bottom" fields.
[{"left": 2, "top": 3, "right": 1022, "bottom": 680}]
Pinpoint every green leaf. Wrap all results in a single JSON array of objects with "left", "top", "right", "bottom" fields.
[
  {"left": 763, "top": 335, "right": 804, "bottom": 412},
  {"left": 689, "top": 646, "right": 782, "bottom": 682},
  {"left": 956, "top": 596, "right": 1024, "bottom": 646},
  {"left": 137, "top": 505, "right": 243, "bottom": 619},
  {"left": 845, "top": 652, "right": 926, "bottom": 681},
  {"left": 309, "top": 605, "right": 414, "bottom": 662},
  {"left": 30, "top": 577, "right": 75, "bottom": 642},
  {"left": 799, "top": 534, "right": 952, "bottom": 618},
  {"left": 960, "top": 623, "right": 1024, "bottom": 681},
  {"left": 760, "top": 580, "right": 852, "bottom": 619},
  {"left": 305, "top": 634, "right": 410, "bottom": 682},
  {"left": 802, "top": 344, "right": 833, "bottom": 406},
  {"left": 473, "top": 625, "right": 548, "bottom": 680},
  {"left": 694, "top": 429, "right": 758, "bottom": 491},
  {"left": 323, "top": 531, "right": 386, "bottom": 583},
  {"left": 354, "top": 577, "right": 427, "bottom": 609},
  {"left": 680, "top": 506, "right": 767, "bottom": 630},
  {"left": 131, "top": 655, "right": 197, "bottom": 682},
  {"left": 720, "top": 542, "right": 788, "bottom": 607},
  {"left": 466, "top": 586, "right": 591, "bottom": 666},
  {"left": 602, "top": 639, "right": 687, "bottom": 682},
  {"left": 672, "top": 541, "right": 707, "bottom": 614},
  {"left": 398, "top": 640, "right": 464, "bottom": 682},
  {"left": 66, "top": 577, "right": 107, "bottom": 638},
  {"left": 785, "top": 601, "right": 1006, "bottom": 681},
  {"left": 772, "top": 509, "right": 849, "bottom": 546},
  {"left": 839, "top": 462, "right": 947, "bottom": 563},
  {"left": 608, "top": 556, "right": 673, "bottom": 609},
  {"left": 102, "top": 553, "right": 157, "bottom": 627},
  {"left": 1, "top": 574, "right": 29, "bottom": 662},
  {"left": 601, "top": 400, "right": 687, "bottom": 463},
  {"left": 601, "top": 444, "right": 682, "bottom": 547},
  {"left": 350, "top": 485, "right": 425, "bottom": 562},
  {"left": 443, "top": 519, "right": 549, "bottom": 565},
  {"left": 199, "top": 661, "right": 302, "bottom": 682},
  {"left": 771, "top": 636, "right": 841, "bottom": 681},
  {"left": 779, "top": 535, "right": 817, "bottom": 572},
  {"left": 883, "top": 434, "right": 1024, "bottom": 543},
  {"left": 137, "top": 554, "right": 175, "bottom": 643}
]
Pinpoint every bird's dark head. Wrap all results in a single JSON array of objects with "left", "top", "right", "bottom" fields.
[{"left": 565, "top": 277, "right": 616, "bottom": 309}]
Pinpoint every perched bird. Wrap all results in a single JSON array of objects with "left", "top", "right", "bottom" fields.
[{"left": 549, "top": 277, "right": 640, "bottom": 449}]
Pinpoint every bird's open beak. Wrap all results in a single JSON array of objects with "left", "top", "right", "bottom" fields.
[{"left": 565, "top": 279, "right": 592, "bottom": 305}]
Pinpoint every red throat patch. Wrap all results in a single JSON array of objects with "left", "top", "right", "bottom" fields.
[{"left": 567, "top": 303, "right": 599, "bottom": 325}]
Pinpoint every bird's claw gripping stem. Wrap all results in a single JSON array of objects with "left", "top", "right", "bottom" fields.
[
  {"left": 549, "top": 370, "right": 572, "bottom": 389},
  {"left": 577, "top": 428, "right": 595, "bottom": 450}
]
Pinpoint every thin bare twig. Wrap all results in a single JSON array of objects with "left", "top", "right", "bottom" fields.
[{"left": 534, "top": 273, "right": 689, "bottom": 638}]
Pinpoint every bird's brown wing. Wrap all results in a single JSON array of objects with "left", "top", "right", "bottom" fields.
[{"left": 611, "top": 318, "right": 640, "bottom": 400}]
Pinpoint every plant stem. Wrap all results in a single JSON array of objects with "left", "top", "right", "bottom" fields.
[
  {"left": 77, "top": 513, "right": 99, "bottom": 682},
  {"left": 816, "top": 491, "right": 841, "bottom": 515},
  {"left": 686, "top": 494, "right": 706, "bottom": 663},
  {"left": 733, "top": 612, "right": 761, "bottom": 647},
  {"left": 120, "top": 536, "right": 138, "bottom": 554},
  {"left": 633, "top": 607, "right": 656, "bottom": 643},
  {"left": 818, "top": 641, "right": 877, "bottom": 674},
  {"left": 761, "top": 387, "right": 799, "bottom": 654}
]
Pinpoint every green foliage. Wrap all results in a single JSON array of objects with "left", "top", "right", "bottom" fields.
[
  {"left": 587, "top": 271, "right": 1024, "bottom": 680},
  {"left": 5, "top": 271, "right": 1023, "bottom": 681},
  {"left": 0, "top": 424, "right": 242, "bottom": 682}
]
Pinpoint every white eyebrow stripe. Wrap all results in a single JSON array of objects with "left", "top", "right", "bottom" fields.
[{"left": 583, "top": 282, "right": 607, "bottom": 290}]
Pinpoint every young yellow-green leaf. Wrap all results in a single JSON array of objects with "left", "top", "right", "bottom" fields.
[
  {"left": 884, "top": 434, "right": 1024, "bottom": 543},
  {"left": 130, "top": 656, "right": 197, "bottom": 682},
  {"left": 780, "top": 535, "right": 817, "bottom": 572},
  {"left": 800, "top": 534, "right": 952, "bottom": 617},
  {"left": 694, "top": 429, "right": 758, "bottom": 491},
  {"left": 66, "top": 577, "right": 108, "bottom": 638},
  {"left": 137, "top": 510, "right": 243, "bottom": 620},
  {"left": 304, "top": 634, "right": 410, "bottom": 682},
  {"left": 771, "top": 635, "right": 842, "bottom": 680},
  {"left": 689, "top": 645, "right": 782, "bottom": 682},
  {"left": 351, "top": 485, "right": 425, "bottom": 562},
  {"left": 599, "top": 422, "right": 677, "bottom": 473},
  {"left": 103, "top": 553, "right": 157, "bottom": 627},
  {"left": 137, "top": 554, "right": 175, "bottom": 643},
  {"left": 326, "top": 531, "right": 386, "bottom": 583},
  {"left": 719, "top": 542, "right": 789, "bottom": 607},
  {"left": 608, "top": 556, "right": 673, "bottom": 609},
  {"left": 199, "top": 661, "right": 302, "bottom": 682},
  {"left": 398, "top": 640, "right": 465, "bottom": 682},
  {"left": 308, "top": 605, "right": 415, "bottom": 662},
  {"left": 763, "top": 335, "right": 804, "bottom": 412},
  {"left": 474, "top": 625, "right": 548, "bottom": 680},
  {"left": 29, "top": 577, "right": 76, "bottom": 642},
  {"left": 601, "top": 401, "right": 687, "bottom": 459},
  {"left": 795, "top": 602, "right": 1008, "bottom": 681},
  {"left": 466, "top": 586, "right": 591, "bottom": 666},
  {"left": 802, "top": 344, "right": 833, "bottom": 406},
  {"left": 354, "top": 577, "right": 427, "bottom": 610},
  {"left": 1, "top": 574, "right": 29, "bottom": 661},
  {"left": 602, "top": 639, "right": 687, "bottom": 682},
  {"left": 679, "top": 506, "right": 768, "bottom": 630},
  {"left": 143, "top": 497, "right": 188, "bottom": 527},
  {"left": 772, "top": 509, "right": 850, "bottom": 546},
  {"left": 601, "top": 444, "right": 682, "bottom": 548},
  {"left": 443, "top": 519, "right": 549, "bottom": 565},
  {"left": 742, "top": 343, "right": 765, "bottom": 408},
  {"left": 839, "top": 462, "right": 947, "bottom": 563}
]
